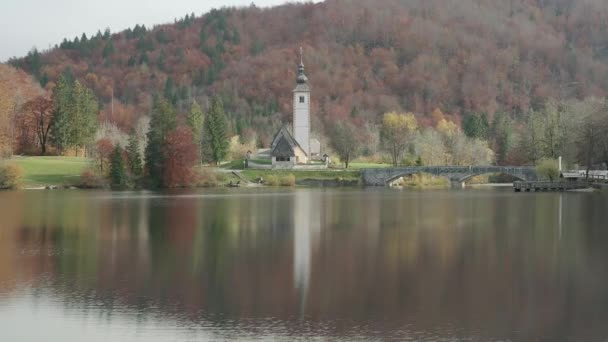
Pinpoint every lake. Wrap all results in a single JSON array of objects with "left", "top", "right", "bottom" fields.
[{"left": 0, "top": 188, "right": 607, "bottom": 341}]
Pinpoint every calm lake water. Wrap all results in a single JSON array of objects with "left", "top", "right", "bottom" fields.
[{"left": 0, "top": 188, "right": 607, "bottom": 341}]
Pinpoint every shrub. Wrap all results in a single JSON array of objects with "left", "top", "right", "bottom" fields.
[
  {"left": 536, "top": 159, "right": 560, "bottom": 181},
  {"left": 280, "top": 174, "right": 296, "bottom": 186},
  {"left": 398, "top": 173, "right": 449, "bottom": 189},
  {"left": 265, "top": 175, "right": 280, "bottom": 186},
  {"left": 78, "top": 169, "right": 106, "bottom": 189},
  {"left": 196, "top": 168, "right": 221, "bottom": 187},
  {"left": 0, "top": 162, "right": 22, "bottom": 189},
  {"left": 263, "top": 174, "right": 296, "bottom": 187},
  {"left": 229, "top": 135, "right": 256, "bottom": 161}
]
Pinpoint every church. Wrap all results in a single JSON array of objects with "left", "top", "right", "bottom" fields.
[{"left": 247, "top": 48, "right": 326, "bottom": 169}]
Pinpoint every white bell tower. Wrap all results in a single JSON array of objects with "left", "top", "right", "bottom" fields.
[{"left": 293, "top": 47, "right": 311, "bottom": 157}]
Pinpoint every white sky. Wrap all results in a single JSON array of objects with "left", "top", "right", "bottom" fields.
[{"left": 0, "top": 0, "right": 316, "bottom": 62}]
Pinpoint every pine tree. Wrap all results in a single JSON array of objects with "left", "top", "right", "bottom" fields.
[
  {"left": 163, "top": 77, "right": 176, "bottom": 105},
  {"left": 109, "top": 145, "right": 127, "bottom": 188},
  {"left": 71, "top": 81, "right": 98, "bottom": 149},
  {"left": 462, "top": 112, "right": 489, "bottom": 139},
  {"left": 156, "top": 49, "right": 166, "bottom": 70},
  {"left": 491, "top": 112, "right": 513, "bottom": 165},
  {"left": 50, "top": 74, "right": 73, "bottom": 151},
  {"left": 126, "top": 132, "right": 142, "bottom": 176},
  {"left": 202, "top": 97, "right": 229, "bottom": 165},
  {"left": 187, "top": 101, "right": 204, "bottom": 162},
  {"left": 50, "top": 77, "right": 98, "bottom": 154},
  {"left": 102, "top": 41, "right": 114, "bottom": 59},
  {"left": 145, "top": 96, "right": 176, "bottom": 185}
]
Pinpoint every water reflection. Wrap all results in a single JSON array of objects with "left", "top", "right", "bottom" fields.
[{"left": 0, "top": 189, "right": 607, "bottom": 341}]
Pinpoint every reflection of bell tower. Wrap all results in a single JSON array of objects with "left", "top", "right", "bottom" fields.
[
  {"left": 293, "top": 47, "right": 311, "bottom": 157},
  {"left": 293, "top": 191, "right": 321, "bottom": 316}
]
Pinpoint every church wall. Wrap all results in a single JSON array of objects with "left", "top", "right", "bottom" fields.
[
  {"left": 293, "top": 146, "right": 308, "bottom": 164},
  {"left": 293, "top": 91, "right": 310, "bottom": 156}
]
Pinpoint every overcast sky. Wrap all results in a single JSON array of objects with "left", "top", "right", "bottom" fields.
[{"left": 0, "top": 0, "right": 314, "bottom": 62}]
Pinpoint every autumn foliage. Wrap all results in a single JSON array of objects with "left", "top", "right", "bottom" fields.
[
  {"left": 162, "top": 126, "right": 198, "bottom": 188},
  {"left": 0, "top": 64, "right": 45, "bottom": 156},
  {"left": 7, "top": 0, "right": 608, "bottom": 145},
  {"left": 95, "top": 138, "right": 115, "bottom": 173},
  {"left": 17, "top": 96, "right": 53, "bottom": 154}
]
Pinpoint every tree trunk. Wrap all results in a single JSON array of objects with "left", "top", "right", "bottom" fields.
[{"left": 585, "top": 129, "right": 594, "bottom": 181}]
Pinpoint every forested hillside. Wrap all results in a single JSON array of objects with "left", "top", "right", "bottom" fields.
[{"left": 6, "top": 0, "right": 608, "bottom": 164}]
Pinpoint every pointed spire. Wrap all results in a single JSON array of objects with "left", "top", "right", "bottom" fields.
[{"left": 297, "top": 46, "right": 308, "bottom": 84}]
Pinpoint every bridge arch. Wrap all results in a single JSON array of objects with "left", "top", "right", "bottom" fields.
[{"left": 385, "top": 171, "right": 452, "bottom": 186}]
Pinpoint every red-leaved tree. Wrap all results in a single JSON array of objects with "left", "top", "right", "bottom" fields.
[
  {"left": 162, "top": 126, "right": 198, "bottom": 188},
  {"left": 18, "top": 97, "right": 54, "bottom": 155},
  {"left": 95, "top": 138, "right": 114, "bottom": 173}
]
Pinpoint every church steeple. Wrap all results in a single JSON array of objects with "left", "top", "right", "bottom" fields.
[
  {"left": 293, "top": 46, "right": 311, "bottom": 158},
  {"left": 297, "top": 46, "right": 308, "bottom": 84}
]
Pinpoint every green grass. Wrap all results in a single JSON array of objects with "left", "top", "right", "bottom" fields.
[
  {"left": 241, "top": 169, "right": 360, "bottom": 182},
  {"left": 221, "top": 159, "right": 246, "bottom": 170},
  {"left": 11, "top": 156, "right": 90, "bottom": 187},
  {"left": 346, "top": 162, "right": 392, "bottom": 169}
]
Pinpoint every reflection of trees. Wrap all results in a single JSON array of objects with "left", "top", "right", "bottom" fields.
[{"left": 3, "top": 190, "right": 608, "bottom": 340}]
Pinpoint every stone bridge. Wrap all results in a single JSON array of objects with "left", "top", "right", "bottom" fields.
[{"left": 361, "top": 166, "right": 537, "bottom": 187}]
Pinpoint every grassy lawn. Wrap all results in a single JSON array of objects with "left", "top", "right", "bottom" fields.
[
  {"left": 241, "top": 169, "right": 360, "bottom": 182},
  {"left": 10, "top": 156, "right": 90, "bottom": 187},
  {"left": 344, "top": 162, "right": 392, "bottom": 169}
]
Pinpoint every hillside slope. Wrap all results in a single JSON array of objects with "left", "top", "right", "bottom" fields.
[{"left": 9, "top": 0, "right": 608, "bottom": 144}]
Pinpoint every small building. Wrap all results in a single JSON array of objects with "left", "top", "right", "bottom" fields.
[
  {"left": 249, "top": 47, "right": 328, "bottom": 170},
  {"left": 270, "top": 126, "right": 308, "bottom": 168},
  {"left": 309, "top": 138, "right": 321, "bottom": 160}
]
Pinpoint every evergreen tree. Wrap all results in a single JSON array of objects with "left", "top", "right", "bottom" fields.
[
  {"left": 126, "top": 132, "right": 142, "bottom": 176},
  {"left": 109, "top": 145, "right": 127, "bottom": 188},
  {"left": 127, "top": 56, "right": 137, "bottom": 67},
  {"left": 145, "top": 96, "right": 176, "bottom": 185},
  {"left": 78, "top": 33, "right": 91, "bottom": 56},
  {"left": 491, "top": 112, "right": 513, "bottom": 165},
  {"left": 24, "top": 49, "right": 42, "bottom": 78},
  {"left": 50, "top": 74, "right": 74, "bottom": 151},
  {"left": 462, "top": 112, "right": 489, "bottom": 139},
  {"left": 50, "top": 76, "right": 98, "bottom": 153},
  {"left": 102, "top": 41, "right": 114, "bottom": 59},
  {"left": 71, "top": 81, "right": 98, "bottom": 149},
  {"left": 163, "top": 77, "right": 177, "bottom": 105},
  {"left": 202, "top": 97, "right": 229, "bottom": 165},
  {"left": 156, "top": 29, "right": 170, "bottom": 44},
  {"left": 139, "top": 53, "right": 149, "bottom": 65},
  {"left": 187, "top": 101, "right": 204, "bottom": 162},
  {"left": 156, "top": 49, "right": 166, "bottom": 70}
]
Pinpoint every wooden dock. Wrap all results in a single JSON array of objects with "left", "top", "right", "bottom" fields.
[{"left": 514, "top": 181, "right": 590, "bottom": 192}]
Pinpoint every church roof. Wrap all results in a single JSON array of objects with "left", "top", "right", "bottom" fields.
[
  {"left": 294, "top": 47, "right": 310, "bottom": 91},
  {"left": 271, "top": 126, "right": 307, "bottom": 157}
]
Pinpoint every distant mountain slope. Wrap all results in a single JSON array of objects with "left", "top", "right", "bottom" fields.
[{"left": 9, "top": 0, "right": 608, "bottom": 142}]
